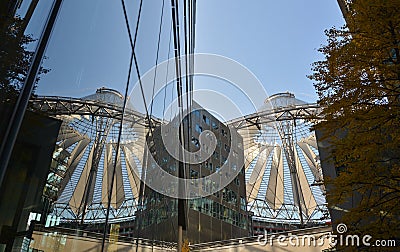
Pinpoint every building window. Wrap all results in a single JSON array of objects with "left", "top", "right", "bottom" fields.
[
  {"left": 221, "top": 128, "right": 227, "bottom": 137},
  {"left": 202, "top": 178, "right": 212, "bottom": 193},
  {"left": 190, "top": 169, "right": 199, "bottom": 179},
  {"left": 193, "top": 110, "right": 200, "bottom": 118},
  {"left": 212, "top": 121, "right": 218, "bottom": 130},
  {"left": 234, "top": 177, "right": 240, "bottom": 186},
  {"left": 231, "top": 163, "right": 237, "bottom": 171},
  {"left": 224, "top": 144, "right": 230, "bottom": 152},
  {"left": 190, "top": 169, "right": 199, "bottom": 187},
  {"left": 191, "top": 136, "right": 199, "bottom": 148},
  {"left": 217, "top": 141, "right": 221, "bottom": 148},
  {"left": 195, "top": 124, "right": 203, "bottom": 133},
  {"left": 203, "top": 115, "right": 210, "bottom": 125},
  {"left": 205, "top": 161, "right": 213, "bottom": 171},
  {"left": 188, "top": 198, "right": 246, "bottom": 228},
  {"left": 223, "top": 188, "right": 237, "bottom": 205},
  {"left": 240, "top": 197, "right": 246, "bottom": 211}
]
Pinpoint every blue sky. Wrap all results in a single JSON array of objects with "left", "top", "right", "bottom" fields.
[
  {"left": 194, "top": 0, "right": 345, "bottom": 103},
  {"left": 26, "top": 0, "right": 344, "bottom": 118}
]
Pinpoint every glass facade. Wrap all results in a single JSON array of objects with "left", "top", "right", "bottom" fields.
[
  {"left": 188, "top": 198, "right": 248, "bottom": 229},
  {"left": 137, "top": 106, "right": 249, "bottom": 243},
  {"left": 0, "top": 0, "right": 331, "bottom": 251},
  {"left": 1, "top": 0, "right": 187, "bottom": 250}
]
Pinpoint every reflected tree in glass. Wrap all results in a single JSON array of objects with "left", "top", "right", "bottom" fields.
[{"left": 0, "top": 16, "right": 49, "bottom": 104}]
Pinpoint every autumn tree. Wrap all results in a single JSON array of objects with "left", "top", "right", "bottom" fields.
[{"left": 309, "top": 0, "right": 400, "bottom": 250}]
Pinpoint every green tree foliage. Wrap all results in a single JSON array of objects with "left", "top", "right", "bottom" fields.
[
  {"left": 309, "top": 0, "right": 400, "bottom": 250},
  {"left": 0, "top": 16, "right": 49, "bottom": 104}
]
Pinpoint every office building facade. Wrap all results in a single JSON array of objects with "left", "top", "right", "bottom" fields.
[{"left": 136, "top": 104, "right": 249, "bottom": 243}]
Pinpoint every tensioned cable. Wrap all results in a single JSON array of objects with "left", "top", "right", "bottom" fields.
[
  {"left": 244, "top": 124, "right": 292, "bottom": 213},
  {"left": 183, "top": 0, "right": 192, "bottom": 238},
  {"left": 120, "top": 0, "right": 182, "bottom": 249},
  {"left": 272, "top": 124, "right": 296, "bottom": 206},
  {"left": 119, "top": 0, "right": 155, "bottom": 249},
  {"left": 148, "top": 0, "right": 167, "bottom": 243},
  {"left": 101, "top": 51, "right": 134, "bottom": 252},
  {"left": 171, "top": 0, "right": 183, "bottom": 107},
  {"left": 188, "top": 0, "right": 194, "bottom": 107},
  {"left": 183, "top": 0, "right": 190, "bottom": 111},
  {"left": 169, "top": 79, "right": 175, "bottom": 121},
  {"left": 149, "top": 0, "right": 166, "bottom": 117},
  {"left": 171, "top": 0, "right": 190, "bottom": 244},
  {"left": 277, "top": 121, "right": 305, "bottom": 223},
  {"left": 160, "top": 18, "right": 179, "bottom": 241},
  {"left": 293, "top": 119, "right": 318, "bottom": 217},
  {"left": 83, "top": 118, "right": 114, "bottom": 223},
  {"left": 171, "top": 0, "right": 184, "bottom": 241},
  {"left": 120, "top": 0, "right": 152, "bottom": 130},
  {"left": 162, "top": 21, "right": 173, "bottom": 123},
  {"left": 100, "top": 0, "right": 145, "bottom": 251}
]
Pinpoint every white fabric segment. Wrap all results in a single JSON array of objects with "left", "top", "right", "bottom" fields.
[
  {"left": 122, "top": 145, "right": 141, "bottom": 199},
  {"left": 69, "top": 145, "right": 95, "bottom": 215},
  {"left": 246, "top": 145, "right": 273, "bottom": 202},
  {"left": 294, "top": 149, "right": 317, "bottom": 217},
  {"left": 266, "top": 146, "right": 284, "bottom": 210},
  {"left": 59, "top": 137, "right": 90, "bottom": 195},
  {"left": 102, "top": 144, "right": 125, "bottom": 209}
]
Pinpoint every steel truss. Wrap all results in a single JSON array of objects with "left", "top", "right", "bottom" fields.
[
  {"left": 29, "top": 95, "right": 153, "bottom": 126},
  {"left": 247, "top": 199, "right": 329, "bottom": 223},
  {"left": 29, "top": 91, "right": 329, "bottom": 225},
  {"left": 228, "top": 103, "right": 321, "bottom": 130},
  {"left": 51, "top": 199, "right": 139, "bottom": 223},
  {"left": 227, "top": 93, "right": 329, "bottom": 224},
  {"left": 28, "top": 90, "right": 155, "bottom": 224}
]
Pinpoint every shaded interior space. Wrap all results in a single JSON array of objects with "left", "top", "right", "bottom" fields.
[{"left": 0, "top": 105, "right": 61, "bottom": 251}]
